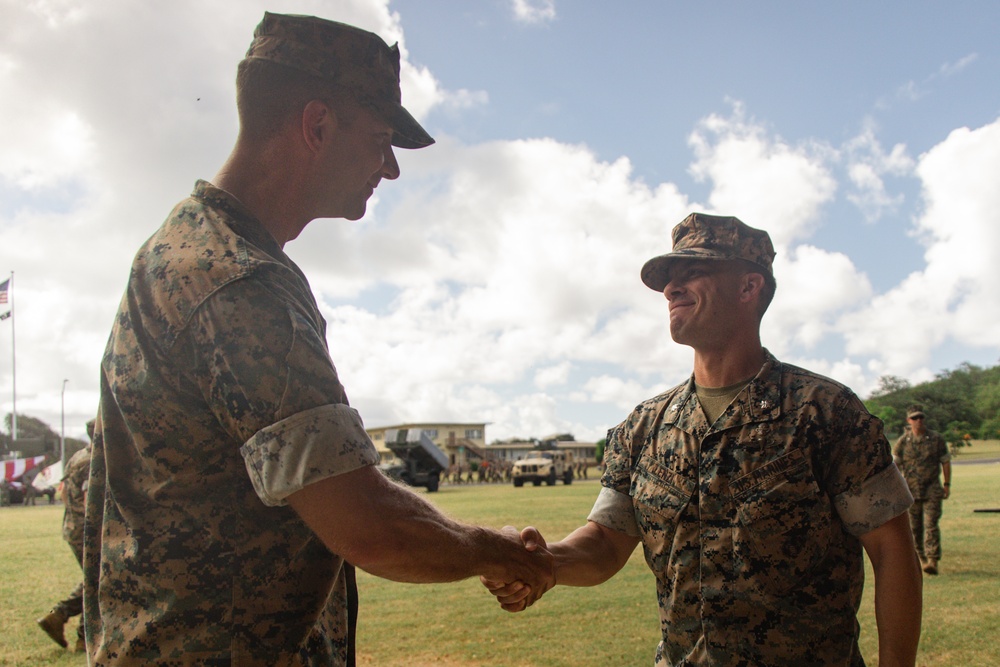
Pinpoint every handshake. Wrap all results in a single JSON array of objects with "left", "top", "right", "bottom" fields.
[{"left": 481, "top": 526, "right": 556, "bottom": 612}]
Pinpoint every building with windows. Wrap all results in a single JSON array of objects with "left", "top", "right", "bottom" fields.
[
  {"left": 367, "top": 422, "right": 489, "bottom": 468},
  {"left": 486, "top": 439, "right": 599, "bottom": 465},
  {"left": 366, "top": 422, "right": 600, "bottom": 471}
]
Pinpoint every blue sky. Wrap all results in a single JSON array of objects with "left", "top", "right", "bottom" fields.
[{"left": 1, "top": 0, "right": 999, "bottom": 443}]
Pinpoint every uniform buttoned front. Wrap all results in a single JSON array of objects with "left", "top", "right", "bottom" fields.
[{"left": 601, "top": 352, "right": 911, "bottom": 667}]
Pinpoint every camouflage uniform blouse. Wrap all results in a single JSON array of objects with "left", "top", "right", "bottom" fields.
[
  {"left": 84, "top": 181, "right": 380, "bottom": 666},
  {"left": 590, "top": 353, "right": 912, "bottom": 667},
  {"left": 61, "top": 445, "right": 90, "bottom": 551},
  {"left": 893, "top": 429, "right": 949, "bottom": 500}
]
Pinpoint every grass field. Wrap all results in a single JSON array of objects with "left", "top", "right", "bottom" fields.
[{"left": 2, "top": 458, "right": 997, "bottom": 667}]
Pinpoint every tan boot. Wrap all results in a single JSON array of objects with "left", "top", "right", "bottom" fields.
[
  {"left": 74, "top": 636, "right": 87, "bottom": 652},
  {"left": 923, "top": 559, "right": 939, "bottom": 575},
  {"left": 36, "top": 609, "right": 68, "bottom": 648}
]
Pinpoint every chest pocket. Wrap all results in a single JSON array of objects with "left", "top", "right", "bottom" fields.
[
  {"left": 730, "top": 448, "right": 832, "bottom": 596},
  {"left": 630, "top": 454, "right": 694, "bottom": 573}
]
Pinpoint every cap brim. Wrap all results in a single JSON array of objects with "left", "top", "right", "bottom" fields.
[
  {"left": 640, "top": 251, "right": 730, "bottom": 292},
  {"left": 385, "top": 104, "right": 434, "bottom": 149}
]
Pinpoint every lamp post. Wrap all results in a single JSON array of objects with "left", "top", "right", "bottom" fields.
[{"left": 61, "top": 379, "right": 68, "bottom": 466}]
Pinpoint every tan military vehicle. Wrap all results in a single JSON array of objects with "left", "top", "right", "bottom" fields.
[{"left": 511, "top": 449, "right": 574, "bottom": 487}]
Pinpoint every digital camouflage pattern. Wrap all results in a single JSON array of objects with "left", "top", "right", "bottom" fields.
[
  {"left": 893, "top": 429, "right": 949, "bottom": 561},
  {"left": 51, "top": 444, "right": 90, "bottom": 625},
  {"left": 641, "top": 213, "right": 776, "bottom": 292},
  {"left": 245, "top": 12, "right": 433, "bottom": 150},
  {"left": 83, "top": 180, "right": 380, "bottom": 666},
  {"left": 61, "top": 445, "right": 90, "bottom": 552},
  {"left": 893, "top": 429, "right": 949, "bottom": 500},
  {"left": 594, "top": 351, "right": 912, "bottom": 667}
]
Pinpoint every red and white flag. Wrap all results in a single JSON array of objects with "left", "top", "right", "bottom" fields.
[
  {"left": 2, "top": 455, "right": 47, "bottom": 481},
  {"left": 0, "top": 278, "right": 8, "bottom": 305}
]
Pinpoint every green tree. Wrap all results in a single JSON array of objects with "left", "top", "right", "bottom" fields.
[
  {"left": 870, "top": 375, "right": 911, "bottom": 398},
  {"left": 866, "top": 362, "right": 1000, "bottom": 442}
]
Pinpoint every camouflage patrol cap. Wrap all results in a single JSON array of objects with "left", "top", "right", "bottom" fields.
[
  {"left": 244, "top": 12, "right": 434, "bottom": 149},
  {"left": 907, "top": 405, "right": 925, "bottom": 418},
  {"left": 640, "top": 212, "right": 776, "bottom": 292}
]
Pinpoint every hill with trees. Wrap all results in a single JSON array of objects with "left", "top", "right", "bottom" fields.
[
  {"left": 864, "top": 361, "right": 1000, "bottom": 447},
  {"left": 1, "top": 414, "right": 89, "bottom": 461}
]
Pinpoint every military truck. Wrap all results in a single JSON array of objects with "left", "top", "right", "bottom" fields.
[
  {"left": 379, "top": 429, "right": 448, "bottom": 492},
  {"left": 511, "top": 449, "right": 574, "bottom": 487}
]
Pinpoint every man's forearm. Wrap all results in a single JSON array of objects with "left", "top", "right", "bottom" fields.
[
  {"left": 862, "top": 513, "right": 923, "bottom": 666},
  {"left": 288, "top": 466, "right": 553, "bottom": 588},
  {"left": 549, "top": 521, "right": 639, "bottom": 587}
]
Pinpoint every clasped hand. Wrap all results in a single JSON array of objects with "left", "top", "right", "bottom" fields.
[{"left": 481, "top": 526, "right": 553, "bottom": 612}]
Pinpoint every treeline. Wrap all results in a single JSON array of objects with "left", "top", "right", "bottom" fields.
[
  {"left": 1, "top": 414, "right": 89, "bottom": 460},
  {"left": 864, "top": 362, "right": 1000, "bottom": 445}
]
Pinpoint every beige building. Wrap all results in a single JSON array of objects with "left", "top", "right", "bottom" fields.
[
  {"left": 367, "top": 421, "right": 599, "bottom": 471},
  {"left": 486, "top": 440, "right": 599, "bottom": 465},
  {"left": 367, "top": 422, "right": 489, "bottom": 467}
]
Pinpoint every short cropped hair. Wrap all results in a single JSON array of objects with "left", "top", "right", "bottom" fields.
[{"left": 235, "top": 58, "right": 358, "bottom": 142}]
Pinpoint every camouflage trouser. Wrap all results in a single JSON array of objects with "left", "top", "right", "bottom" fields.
[
  {"left": 53, "top": 538, "right": 85, "bottom": 639},
  {"left": 55, "top": 582, "right": 84, "bottom": 619},
  {"left": 908, "top": 495, "right": 943, "bottom": 561}
]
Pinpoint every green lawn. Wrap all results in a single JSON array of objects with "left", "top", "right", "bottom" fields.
[
  {"left": 3, "top": 463, "right": 998, "bottom": 667},
  {"left": 950, "top": 438, "right": 1000, "bottom": 462}
]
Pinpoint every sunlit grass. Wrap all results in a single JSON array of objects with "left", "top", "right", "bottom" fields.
[{"left": 3, "top": 464, "right": 998, "bottom": 666}]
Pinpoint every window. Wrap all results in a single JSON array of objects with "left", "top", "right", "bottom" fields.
[
  {"left": 465, "top": 428, "right": 482, "bottom": 439},
  {"left": 422, "top": 429, "right": 438, "bottom": 439}
]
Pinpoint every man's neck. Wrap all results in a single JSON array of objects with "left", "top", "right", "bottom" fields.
[
  {"left": 692, "top": 340, "right": 767, "bottom": 388},
  {"left": 213, "top": 141, "right": 312, "bottom": 247}
]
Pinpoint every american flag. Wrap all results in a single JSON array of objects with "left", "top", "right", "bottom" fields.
[{"left": 0, "top": 278, "right": 8, "bottom": 304}]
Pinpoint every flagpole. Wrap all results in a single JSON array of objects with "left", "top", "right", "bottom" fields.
[
  {"left": 9, "top": 271, "right": 15, "bottom": 442},
  {"left": 61, "top": 379, "right": 68, "bottom": 465}
]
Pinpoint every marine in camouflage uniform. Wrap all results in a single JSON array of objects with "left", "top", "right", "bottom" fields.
[
  {"left": 37, "top": 422, "right": 93, "bottom": 651},
  {"left": 893, "top": 406, "right": 951, "bottom": 574},
  {"left": 84, "top": 13, "right": 553, "bottom": 667},
  {"left": 84, "top": 180, "right": 379, "bottom": 664},
  {"left": 484, "top": 213, "right": 923, "bottom": 666},
  {"left": 596, "top": 352, "right": 910, "bottom": 666}
]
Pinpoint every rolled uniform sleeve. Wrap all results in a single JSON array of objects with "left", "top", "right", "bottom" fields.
[
  {"left": 826, "top": 398, "right": 914, "bottom": 536},
  {"left": 590, "top": 424, "right": 641, "bottom": 537},
  {"left": 834, "top": 461, "right": 913, "bottom": 536},
  {"left": 588, "top": 486, "right": 641, "bottom": 537},
  {"left": 241, "top": 403, "right": 380, "bottom": 506}
]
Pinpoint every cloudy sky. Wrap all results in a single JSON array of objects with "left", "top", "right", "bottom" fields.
[{"left": 1, "top": 0, "right": 999, "bottom": 444}]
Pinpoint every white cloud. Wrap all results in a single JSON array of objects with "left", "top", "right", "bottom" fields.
[
  {"left": 534, "top": 362, "right": 571, "bottom": 389},
  {"left": 439, "top": 88, "right": 490, "bottom": 112},
  {"left": 842, "top": 124, "right": 914, "bottom": 222},
  {"left": 688, "top": 101, "right": 838, "bottom": 246},
  {"left": 0, "top": 0, "right": 997, "bottom": 446},
  {"left": 576, "top": 375, "right": 660, "bottom": 414},
  {"left": 838, "top": 117, "right": 1000, "bottom": 372},
  {"left": 938, "top": 53, "right": 978, "bottom": 78},
  {"left": 510, "top": 0, "right": 556, "bottom": 24}
]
